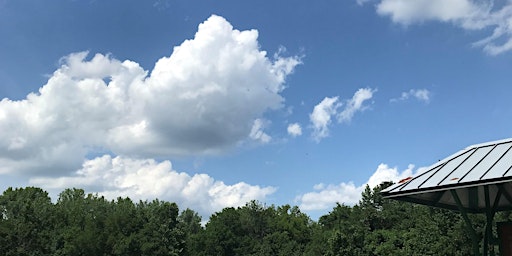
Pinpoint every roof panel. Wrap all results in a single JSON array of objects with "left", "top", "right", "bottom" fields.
[
  {"left": 482, "top": 143, "right": 512, "bottom": 179},
  {"left": 398, "top": 165, "right": 442, "bottom": 191},
  {"left": 459, "top": 146, "right": 503, "bottom": 183},
  {"left": 439, "top": 146, "right": 493, "bottom": 186},
  {"left": 383, "top": 181, "right": 407, "bottom": 193},
  {"left": 418, "top": 149, "right": 473, "bottom": 189}
]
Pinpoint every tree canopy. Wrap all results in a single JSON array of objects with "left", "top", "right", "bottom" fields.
[{"left": 1, "top": 184, "right": 509, "bottom": 255}]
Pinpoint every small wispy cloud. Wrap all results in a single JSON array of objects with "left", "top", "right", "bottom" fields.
[
  {"left": 356, "top": 0, "right": 371, "bottom": 6},
  {"left": 391, "top": 89, "right": 431, "bottom": 103},
  {"left": 249, "top": 119, "right": 272, "bottom": 144},
  {"left": 371, "top": 0, "right": 512, "bottom": 55},
  {"left": 153, "top": 0, "right": 171, "bottom": 11},
  {"left": 310, "top": 88, "right": 375, "bottom": 142},
  {"left": 310, "top": 97, "right": 341, "bottom": 142},
  {"left": 338, "top": 88, "right": 376, "bottom": 123}
]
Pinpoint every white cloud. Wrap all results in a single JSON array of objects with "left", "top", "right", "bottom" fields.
[
  {"left": 309, "top": 88, "right": 375, "bottom": 142},
  {"left": 249, "top": 119, "right": 272, "bottom": 144},
  {"left": 471, "top": 5, "right": 512, "bottom": 55},
  {"left": 356, "top": 0, "right": 371, "bottom": 6},
  {"left": 337, "top": 88, "right": 375, "bottom": 123},
  {"left": 287, "top": 123, "right": 302, "bottom": 137},
  {"left": 376, "top": 0, "right": 480, "bottom": 25},
  {"left": 29, "top": 155, "right": 276, "bottom": 218},
  {"left": 0, "top": 15, "right": 301, "bottom": 175},
  {"left": 391, "top": 88, "right": 431, "bottom": 103},
  {"left": 297, "top": 182, "right": 362, "bottom": 210},
  {"left": 310, "top": 97, "right": 341, "bottom": 142},
  {"left": 297, "top": 163, "right": 415, "bottom": 211},
  {"left": 373, "top": 0, "right": 512, "bottom": 55},
  {"left": 366, "top": 163, "right": 415, "bottom": 188}
]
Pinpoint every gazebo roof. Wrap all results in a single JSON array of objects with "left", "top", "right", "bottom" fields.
[{"left": 381, "top": 138, "right": 512, "bottom": 213}]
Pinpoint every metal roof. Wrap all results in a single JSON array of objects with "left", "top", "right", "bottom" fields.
[{"left": 381, "top": 138, "right": 512, "bottom": 213}]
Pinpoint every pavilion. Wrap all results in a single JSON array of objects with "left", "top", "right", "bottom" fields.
[{"left": 381, "top": 138, "right": 512, "bottom": 256}]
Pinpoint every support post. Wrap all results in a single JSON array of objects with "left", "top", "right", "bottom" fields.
[
  {"left": 484, "top": 185, "right": 491, "bottom": 256},
  {"left": 488, "top": 185, "right": 502, "bottom": 256},
  {"left": 451, "top": 189, "right": 480, "bottom": 256}
]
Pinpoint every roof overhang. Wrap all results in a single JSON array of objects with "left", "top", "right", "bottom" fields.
[{"left": 381, "top": 138, "right": 512, "bottom": 213}]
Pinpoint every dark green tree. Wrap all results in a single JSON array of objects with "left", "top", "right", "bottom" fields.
[
  {"left": 0, "top": 187, "right": 55, "bottom": 256},
  {"left": 321, "top": 203, "right": 366, "bottom": 256},
  {"left": 201, "top": 207, "right": 242, "bottom": 255},
  {"left": 177, "top": 208, "right": 203, "bottom": 256},
  {"left": 197, "top": 201, "right": 314, "bottom": 256},
  {"left": 53, "top": 188, "right": 109, "bottom": 256},
  {"left": 136, "top": 199, "right": 184, "bottom": 256},
  {"left": 104, "top": 197, "right": 142, "bottom": 255}
]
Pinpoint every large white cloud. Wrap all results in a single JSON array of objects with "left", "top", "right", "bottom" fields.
[
  {"left": 309, "top": 88, "right": 375, "bottom": 142},
  {"left": 29, "top": 155, "right": 276, "bottom": 218},
  {"left": 297, "top": 163, "right": 415, "bottom": 211},
  {"left": 0, "top": 15, "right": 301, "bottom": 174},
  {"left": 371, "top": 0, "right": 512, "bottom": 55}
]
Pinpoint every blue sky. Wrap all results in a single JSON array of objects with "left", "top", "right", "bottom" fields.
[{"left": 1, "top": 0, "right": 512, "bottom": 219}]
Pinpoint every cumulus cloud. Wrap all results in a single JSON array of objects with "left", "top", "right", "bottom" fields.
[
  {"left": 391, "top": 88, "right": 431, "bottom": 103},
  {"left": 287, "top": 123, "right": 302, "bottom": 137},
  {"left": 372, "top": 0, "right": 512, "bottom": 55},
  {"left": 297, "top": 182, "right": 362, "bottom": 210},
  {"left": 309, "top": 88, "right": 375, "bottom": 142},
  {"left": 0, "top": 15, "right": 301, "bottom": 175},
  {"left": 297, "top": 163, "right": 415, "bottom": 211},
  {"left": 29, "top": 155, "right": 276, "bottom": 218}
]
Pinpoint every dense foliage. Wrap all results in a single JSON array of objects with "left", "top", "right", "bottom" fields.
[{"left": 1, "top": 184, "right": 509, "bottom": 255}]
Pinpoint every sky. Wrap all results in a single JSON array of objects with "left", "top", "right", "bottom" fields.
[{"left": 1, "top": 0, "right": 512, "bottom": 220}]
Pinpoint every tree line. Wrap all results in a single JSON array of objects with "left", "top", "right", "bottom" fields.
[{"left": 1, "top": 182, "right": 510, "bottom": 255}]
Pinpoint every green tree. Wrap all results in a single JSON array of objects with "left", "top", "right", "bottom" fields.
[
  {"left": 0, "top": 187, "right": 55, "bottom": 256},
  {"left": 104, "top": 197, "right": 142, "bottom": 255},
  {"left": 303, "top": 222, "right": 330, "bottom": 256},
  {"left": 321, "top": 204, "right": 366, "bottom": 256},
  {"left": 250, "top": 204, "right": 312, "bottom": 256},
  {"left": 53, "top": 188, "right": 109, "bottom": 256},
  {"left": 178, "top": 208, "right": 203, "bottom": 256},
  {"left": 198, "top": 201, "right": 314, "bottom": 256},
  {"left": 201, "top": 207, "right": 242, "bottom": 255},
  {"left": 137, "top": 199, "right": 184, "bottom": 256}
]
